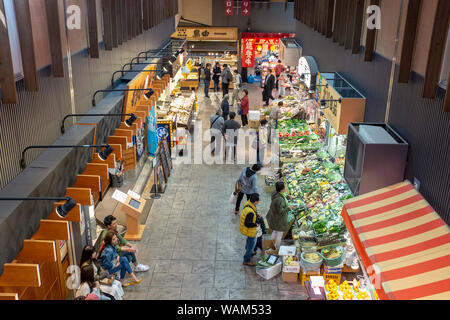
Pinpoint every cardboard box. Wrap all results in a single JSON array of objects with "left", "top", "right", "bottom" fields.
[
  {"left": 249, "top": 120, "right": 259, "bottom": 129},
  {"left": 262, "top": 235, "right": 274, "bottom": 251},
  {"left": 282, "top": 256, "right": 300, "bottom": 273},
  {"left": 282, "top": 271, "right": 299, "bottom": 283},
  {"left": 323, "top": 273, "right": 341, "bottom": 284},
  {"left": 256, "top": 261, "right": 282, "bottom": 280}
]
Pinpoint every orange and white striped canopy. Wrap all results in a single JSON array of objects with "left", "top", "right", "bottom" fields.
[{"left": 341, "top": 181, "right": 450, "bottom": 300}]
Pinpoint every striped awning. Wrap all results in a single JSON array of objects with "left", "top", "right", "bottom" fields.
[{"left": 341, "top": 181, "right": 450, "bottom": 300}]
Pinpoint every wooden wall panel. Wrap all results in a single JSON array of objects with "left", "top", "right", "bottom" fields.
[
  {"left": 116, "top": 0, "right": 123, "bottom": 45},
  {"left": 121, "top": 0, "right": 127, "bottom": 42},
  {"left": 445, "top": 69, "right": 450, "bottom": 112},
  {"left": 102, "top": 0, "right": 113, "bottom": 50},
  {"left": 345, "top": 0, "right": 356, "bottom": 49},
  {"left": 138, "top": 0, "right": 143, "bottom": 34},
  {"left": 338, "top": 0, "right": 348, "bottom": 46},
  {"left": 352, "top": 0, "right": 365, "bottom": 54},
  {"left": 422, "top": 0, "right": 450, "bottom": 98},
  {"left": 0, "top": 0, "right": 18, "bottom": 104},
  {"left": 110, "top": 0, "right": 118, "bottom": 47},
  {"left": 0, "top": 264, "right": 41, "bottom": 287},
  {"left": 398, "top": 0, "right": 421, "bottom": 83},
  {"left": 14, "top": 0, "right": 38, "bottom": 91},
  {"left": 364, "top": 0, "right": 379, "bottom": 61},
  {"left": 45, "top": 0, "right": 64, "bottom": 77},
  {"left": 16, "top": 240, "right": 56, "bottom": 262},
  {"left": 143, "top": 0, "right": 150, "bottom": 30},
  {"left": 325, "top": 0, "right": 334, "bottom": 38},
  {"left": 87, "top": 0, "right": 99, "bottom": 58},
  {"left": 332, "top": 0, "right": 341, "bottom": 42},
  {"left": 33, "top": 220, "right": 69, "bottom": 241}
]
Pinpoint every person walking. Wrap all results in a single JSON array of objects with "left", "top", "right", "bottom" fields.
[
  {"left": 240, "top": 193, "right": 261, "bottom": 266},
  {"left": 203, "top": 63, "right": 212, "bottom": 98},
  {"left": 221, "top": 64, "right": 233, "bottom": 97},
  {"left": 263, "top": 69, "right": 275, "bottom": 106},
  {"left": 221, "top": 94, "right": 230, "bottom": 121},
  {"left": 231, "top": 70, "right": 242, "bottom": 107},
  {"left": 210, "top": 109, "right": 224, "bottom": 156},
  {"left": 240, "top": 89, "right": 249, "bottom": 127},
  {"left": 266, "top": 181, "right": 290, "bottom": 249},
  {"left": 212, "top": 62, "right": 221, "bottom": 94},
  {"left": 274, "top": 60, "right": 284, "bottom": 90},
  {"left": 234, "top": 164, "right": 262, "bottom": 215},
  {"left": 223, "top": 112, "right": 241, "bottom": 162},
  {"left": 268, "top": 101, "right": 283, "bottom": 144}
]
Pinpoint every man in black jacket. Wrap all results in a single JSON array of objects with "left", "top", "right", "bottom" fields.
[
  {"left": 203, "top": 63, "right": 212, "bottom": 98},
  {"left": 221, "top": 94, "right": 230, "bottom": 121},
  {"left": 262, "top": 69, "right": 275, "bottom": 106},
  {"left": 222, "top": 112, "right": 241, "bottom": 162}
]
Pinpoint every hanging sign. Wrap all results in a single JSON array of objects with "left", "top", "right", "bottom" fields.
[
  {"left": 147, "top": 106, "right": 158, "bottom": 157},
  {"left": 241, "top": 0, "right": 250, "bottom": 16},
  {"left": 242, "top": 39, "right": 255, "bottom": 68},
  {"left": 157, "top": 120, "right": 174, "bottom": 148},
  {"left": 225, "top": 0, "right": 234, "bottom": 16}
]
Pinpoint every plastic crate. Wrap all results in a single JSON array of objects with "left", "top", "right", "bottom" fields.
[{"left": 323, "top": 273, "right": 341, "bottom": 285}]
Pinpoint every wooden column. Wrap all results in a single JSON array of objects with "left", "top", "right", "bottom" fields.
[
  {"left": 86, "top": 0, "right": 99, "bottom": 58},
  {"left": 116, "top": 0, "right": 123, "bottom": 45},
  {"left": 102, "top": 0, "right": 113, "bottom": 50},
  {"left": 121, "top": 0, "right": 128, "bottom": 42},
  {"left": 14, "top": 0, "right": 38, "bottom": 91},
  {"left": 398, "top": 0, "right": 421, "bottom": 83},
  {"left": 444, "top": 69, "right": 450, "bottom": 112},
  {"left": 111, "top": 0, "right": 118, "bottom": 47},
  {"left": 345, "top": 0, "right": 356, "bottom": 49},
  {"left": 143, "top": 0, "right": 150, "bottom": 30},
  {"left": 332, "top": 0, "right": 341, "bottom": 42},
  {"left": 422, "top": 0, "right": 450, "bottom": 98},
  {"left": 45, "top": 0, "right": 64, "bottom": 77},
  {"left": 352, "top": 0, "right": 365, "bottom": 54},
  {"left": 130, "top": 0, "right": 136, "bottom": 38},
  {"left": 338, "top": 0, "right": 348, "bottom": 46},
  {"left": 138, "top": 0, "right": 143, "bottom": 34},
  {"left": 364, "top": 0, "right": 380, "bottom": 61}
]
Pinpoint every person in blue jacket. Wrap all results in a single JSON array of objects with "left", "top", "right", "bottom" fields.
[
  {"left": 234, "top": 164, "right": 262, "bottom": 215},
  {"left": 99, "top": 231, "right": 141, "bottom": 287}
]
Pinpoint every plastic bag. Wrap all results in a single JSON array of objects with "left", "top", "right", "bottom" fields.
[{"left": 229, "top": 192, "right": 237, "bottom": 204}]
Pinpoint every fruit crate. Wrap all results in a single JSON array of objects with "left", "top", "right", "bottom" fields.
[{"left": 323, "top": 273, "right": 342, "bottom": 285}]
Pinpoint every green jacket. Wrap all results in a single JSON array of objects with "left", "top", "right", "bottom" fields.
[{"left": 266, "top": 191, "right": 290, "bottom": 232}]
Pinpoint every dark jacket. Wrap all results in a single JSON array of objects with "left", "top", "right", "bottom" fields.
[
  {"left": 239, "top": 167, "right": 258, "bottom": 195},
  {"left": 204, "top": 68, "right": 211, "bottom": 81},
  {"left": 221, "top": 99, "right": 230, "bottom": 115},
  {"left": 98, "top": 244, "right": 118, "bottom": 272},
  {"left": 264, "top": 74, "right": 275, "bottom": 91},
  {"left": 212, "top": 67, "right": 221, "bottom": 81},
  {"left": 266, "top": 191, "right": 290, "bottom": 232},
  {"left": 222, "top": 119, "right": 241, "bottom": 145}
]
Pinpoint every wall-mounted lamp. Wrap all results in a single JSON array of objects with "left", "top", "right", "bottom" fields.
[
  {"left": 60, "top": 113, "right": 137, "bottom": 134},
  {"left": 92, "top": 88, "right": 154, "bottom": 106},
  {"left": 319, "top": 98, "right": 342, "bottom": 110},
  {"left": 111, "top": 68, "right": 167, "bottom": 87},
  {"left": 0, "top": 197, "right": 77, "bottom": 218},
  {"left": 316, "top": 83, "right": 329, "bottom": 88},
  {"left": 20, "top": 145, "right": 114, "bottom": 169}
]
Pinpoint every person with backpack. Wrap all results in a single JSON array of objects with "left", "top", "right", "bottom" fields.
[
  {"left": 234, "top": 164, "right": 262, "bottom": 215},
  {"left": 221, "top": 64, "right": 233, "bottom": 97},
  {"left": 221, "top": 94, "right": 230, "bottom": 121},
  {"left": 231, "top": 70, "right": 242, "bottom": 107},
  {"left": 212, "top": 62, "right": 222, "bottom": 94},
  {"left": 239, "top": 193, "right": 261, "bottom": 266},
  {"left": 210, "top": 109, "right": 224, "bottom": 156},
  {"left": 203, "top": 63, "right": 212, "bottom": 98}
]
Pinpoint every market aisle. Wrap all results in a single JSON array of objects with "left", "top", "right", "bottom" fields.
[{"left": 124, "top": 84, "right": 307, "bottom": 300}]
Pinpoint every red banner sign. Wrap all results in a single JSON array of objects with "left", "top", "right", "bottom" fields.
[
  {"left": 242, "top": 39, "right": 255, "bottom": 68},
  {"left": 241, "top": 0, "right": 250, "bottom": 16},
  {"left": 225, "top": 0, "right": 233, "bottom": 16}
]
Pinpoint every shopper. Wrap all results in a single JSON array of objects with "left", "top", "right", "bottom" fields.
[
  {"left": 274, "top": 60, "right": 284, "bottom": 90},
  {"left": 221, "top": 64, "right": 233, "bottom": 97},
  {"left": 240, "top": 89, "right": 249, "bottom": 127},
  {"left": 253, "top": 213, "right": 266, "bottom": 257},
  {"left": 278, "top": 70, "right": 287, "bottom": 98},
  {"left": 266, "top": 181, "right": 290, "bottom": 249},
  {"left": 98, "top": 231, "right": 141, "bottom": 287},
  {"left": 221, "top": 94, "right": 230, "bottom": 121},
  {"left": 210, "top": 109, "right": 224, "bottom": 156},
  {"left": 263, "top": 69, "right": 275, "bottom": 106},
  {"left": 75, "top": 264, "right": 111, "bottom": 300},
  {"left": 222, "top": 112, "right": 241, "bottom": 162},
  {"left": 203, "top": 63, "right": 212, "bottom": 98},
  {"left": 100, "top": 215, "right": 149, "bottom": 272},
  {"left": 212, "top": 62, "right": 221, "bottom": 94},
  {"left": 235, "top": 164, "right": 262, "bottom": 215},
  {"left": 268, "top": 101, "right": 283, "bottom": 144},
  {"left": 79, "top": 245, "right": 124, "bottom": 300},
  {"left": 231, "top": 70, "right": 242, "bottom": 107},
  {"left": 256, "top": 119, "right": 269, "bottom": 166},
  {"left": 240, "top": 193, "right": 261, "bottom": 267}
]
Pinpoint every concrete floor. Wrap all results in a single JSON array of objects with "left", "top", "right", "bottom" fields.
[{"left": 118, "top": 84, "right": 308, "bottom": 300}]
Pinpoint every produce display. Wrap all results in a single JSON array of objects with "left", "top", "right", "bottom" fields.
[
  {"left": 157, "top": 96, "right": 194, "bottom": 127},
  {"left": 325, "top": 279, "right": 371, "bottom": 300}
]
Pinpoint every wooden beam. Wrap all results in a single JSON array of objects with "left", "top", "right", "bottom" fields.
[
  {"left": 364, "top": 0, "right": 379, "bottom": 61},
  {"left": 45, "top": 0, "right": 64, "bottom": 77},
  {"left": 72, "top": 175, "right": 101, "bottom": 203},
  {"left": 16, "top": 240, "right": 57, "bottom": 262},
  {"left": 332, "top": 0, "right": 341, "bottom": 42},
  {"left": 422, "top": 0, "right": 450, "bottom": 98},
  {"left": 102, "top": 0, "right": 113, "bottom": 50},
  {"left": 120, "top": 0, "right": 127, "bottom": 42},
  {"left": 0, "top": 0, "right": 18, "bottom": 103},
  {"left": 325, "top": 0, "right": 334, "bottom": 38},
  {"left": 87, "top": 0, "right": 99, "bottom": 58},
  {"left": 398, "top": 0, "right": 421, "bottom": 82},
  {"left": 345, "top": 0, "right": 357, "bottom": 49},
  {"left": 83, "top": 163, "right": 109, "bottom": 196},
  {"left": 143, "top": 0, "right": 149, "bottom": 30},
  {"left": 352, "top": 0, "right": 365, "bottom": 54},
  {"left": 0, "top": 293, "right": 18, "bottom": 300},
  {"left": 338, "top": 0, "right": 349, "bottom": 46},
  {"left": 138, "top": 0, "right": 143, "bottom": 34},
  {"left": 110, "top": 0, "right": 118, "bottom": 47},
  {"left": 65, "top": 187, "right": 93, "bottom": 206},
  {"left": 48, "top": 203, "right": 82, "bottom": 222},
  {"left": 0, "top": 264, "right": 41, "bottom": 287},
  {"left": 314, "top": 0, "right": 319, "bottom": 31},
  {"left": 33, "top": 220, "right": 69, "bottom": 241},
  {"left": 14, "top": 0, "right": 38, "bottom": 91},
  {"left": 444, "top": 69, "right": 450, "bottom": 112},
  {"left": 129, "top": 0, "right": 135, "bottom": 38},
  {"left": 116, "top": 0, "right": 123, "bottom": 45}
]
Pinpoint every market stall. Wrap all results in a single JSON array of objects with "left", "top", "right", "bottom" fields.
[{"left": 342, "top": 180, "right": 450, "bottom": 300}]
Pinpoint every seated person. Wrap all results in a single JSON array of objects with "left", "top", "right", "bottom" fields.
[
  {"left": 75, "top": 264, "right": 111, "bottom": 300},
  {"left": 80, "top": 245, "right": 124, "bottom": 300},
  {"left": 100, "top": 215, "right": 149, "bottom": 272},
  {"left": 98, "top": 231, "right": 141, "bottom": 287}
]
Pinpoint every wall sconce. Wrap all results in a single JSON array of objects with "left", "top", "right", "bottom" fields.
[
  {"left": 60, "top": 113, "right": 137, "bottom": 134},
  {"left": 0, "top": 197, "right": 77, "bottom": 218},
  {"left": 92, "top": 88, "right": 154, "bottom": 106}
]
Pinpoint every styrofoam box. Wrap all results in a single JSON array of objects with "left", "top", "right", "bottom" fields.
[
  {"left": 249, "top": 110, "right": 261, "bottom": 121},
  {"left": 256, "top": 262, "right": 282, "bottom": 280}
]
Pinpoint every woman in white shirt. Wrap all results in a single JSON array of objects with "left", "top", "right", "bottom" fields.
[{"left": 75, "top": 264, "right": 111, "bottom": 300}]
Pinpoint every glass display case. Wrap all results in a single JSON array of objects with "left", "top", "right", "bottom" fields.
[{"left": 324, "top": 120, "right": 347, "bottom": 160}]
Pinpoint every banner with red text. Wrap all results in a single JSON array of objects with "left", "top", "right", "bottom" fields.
[
  {"left": 241, "top": 0, "right": 250, "bottom": 16},
  {"left": 242, "top": 39, "right": 255, "bottom": 68},
  {"left": 225, "top": 0, "right": 233, "bottom": 15}
]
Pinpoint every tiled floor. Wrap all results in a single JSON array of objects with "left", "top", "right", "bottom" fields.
[{"left": 121, "top": 84, "right": 308, "bottom": 300}]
